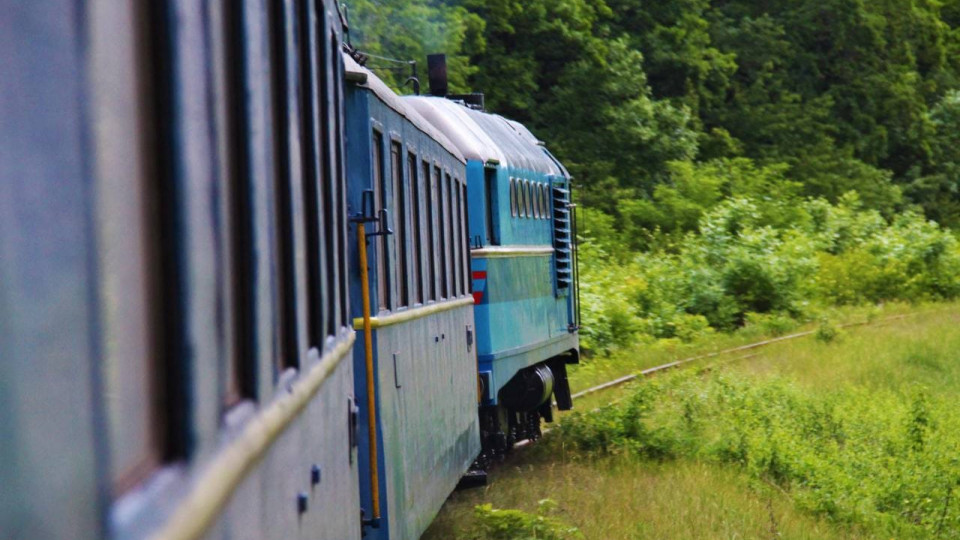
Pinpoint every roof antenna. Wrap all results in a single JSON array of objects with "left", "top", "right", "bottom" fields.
[{"left": 405, "top": 62, "right": 421, "bottom": 95}]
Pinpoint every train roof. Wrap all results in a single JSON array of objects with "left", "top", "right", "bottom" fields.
[
  {"left": 342, "top": 53, "right": 466, "bottom": 164},
  {"left": 404, "top": 96, "right": 565, "bottom": 177}
]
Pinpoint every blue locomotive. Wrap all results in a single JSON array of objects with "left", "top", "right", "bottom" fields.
[{"left": 0, "top": 3, "right": 578, "bottom": 540}]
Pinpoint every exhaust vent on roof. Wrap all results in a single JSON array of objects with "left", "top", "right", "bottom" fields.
[{"left": 427, "top": 54, "right": 448, "bottom": 97}]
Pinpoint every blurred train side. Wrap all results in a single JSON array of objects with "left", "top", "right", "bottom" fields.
[
  {"left": 1, "top": 3, "right": 579, "bottom": 540},
  {"left": 407, "top": 96, "right": 580, "bottom": 459},
  {"left": 342, "top": 55, "right": 481, "bottom": 540},
  {"left": 1, "top": 2, "right": 360, "bottom": 539}
]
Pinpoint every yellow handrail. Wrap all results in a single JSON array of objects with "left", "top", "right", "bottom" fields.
[{"left": 357, "top": 223, "right": 381, "bottom": 522}]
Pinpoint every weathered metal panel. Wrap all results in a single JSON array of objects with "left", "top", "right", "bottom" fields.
[
  {"left": 219, "top": 345, "right": 360, "bottom": 540},
  {"left": 0, "top": 3, "right": 106, "bottom": 539},
  {"left": 345, "top": 64, "right": 480, "bottom": 540},
  {"left": 373, "top": 305, "right": 480, "bottom": 540}
]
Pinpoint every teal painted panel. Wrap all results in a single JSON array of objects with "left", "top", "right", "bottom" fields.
[{"left": 374, "top": 304, "right": 480, "bottom": 540}]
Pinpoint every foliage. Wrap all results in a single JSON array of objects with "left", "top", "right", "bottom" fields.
[
  {"left": 577, "top": 167, "right": 960, "bottom": 355},
  {"left": 471, "top": 499, "right": 583, "bottom": 540},
  {"left": 344, "top": 0, "right": 484, "bottom": 92},
  {"left": 559, "top": 369, "right": 960, "bottom": 538},
  {"left": 346, "top": 0, "right": 960, "bottom": 355}
]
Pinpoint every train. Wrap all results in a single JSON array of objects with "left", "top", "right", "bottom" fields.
[{"left": 0, "top": 2, "right": 578, "bottom": 540}]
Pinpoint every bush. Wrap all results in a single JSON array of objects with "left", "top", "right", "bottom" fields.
[
  {"left": 577, "top": 179, "right": 960, "bottom": 357},
  {"left": 471, "top": 500, "right": 582, "bottom": 540},
  {"left": 558, "top": 372, "right": 960, "bottom": 538}
]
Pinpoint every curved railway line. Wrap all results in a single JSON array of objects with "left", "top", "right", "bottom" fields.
[{"left": 536, "top": 311, "right": 929, "bottom": 437}]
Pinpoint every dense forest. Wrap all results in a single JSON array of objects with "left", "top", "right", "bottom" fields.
[{"left": 347, "top": 0, "right": 960, "bottom": 354}]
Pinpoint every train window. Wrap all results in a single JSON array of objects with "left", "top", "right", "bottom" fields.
[
  {"left": 99, "top": 0, "right": 184, "bottom": 493},
  {"left": 332, "top": 32, "right": 349, "bottom": 332},
  {"left": 542, "top": 184, "right": 548, "bottom": 218},
  {"left": 449, "top": 174, "right": 461, "bottom": 295},
  {"left": 533, "top": 183, "right": 540, "bottom": 218},
  {"left": 452, "top": 177, "right": 463, "bottom": 295},
  {"left": 373, "top": 131, "right": 389, "bottom": 311},
  {"left": 509, "top": 178, "right": 517, "bottom": 217},
  {"left": 459, "top": 181, "right": 470, "bottom": 293},
  {"left": 216, "top": 0, "right": 255, "bottom": 405},
  {"left": 409, "top": 153, "right": 423, "bottom": 304},
  {"left": 541, "top": 184, "right": 547, "bottom": 219},
  {"left": 391, "top": 141, "right": 408, "bottom": 308},
  {"left": 424, "top": 160, "right": 437, "bottom": 301},
  {"left": 539, "top": 184, "right": 545, "bottom": 219},
  {"left": 446, "top": 173, "right": 457, "bottom": 296},
  {"left": 100, "top": 117, "right": 167, "bottom": 495},
  {"left": 525, "top": 180, "right": 532, "bottom": 218},
  {"left": 536, "top": 184, "right": 541, "bottom": 219},
  {"left": 543, "top": 185, "right": 550, "bottom": 219},
  {"left": 513, "top": 178, "right": 523, "bottom": 217},
  {"left": 435, "top": 166, "right": 447, "bottom": 299},
  {"left": 526, "top": 180, "right": 533, "bottom": 218},
  {"left": 268, "top": 0, "right": 299, "bottom": 369},
  {"left": 517, "top": 179, "right": 525, "bottom": 218},
  {"left": 526, "top": 181, "right": 534, "bottom": 218},
  {"left": 298, "top": 0, "right": 323, "bottom": 346},
  {"left": 485, "top": 168, "right": 498, "bottom": 244}
]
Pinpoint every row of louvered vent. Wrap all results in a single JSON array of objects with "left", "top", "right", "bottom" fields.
[{"left": 552, "top": 182, "right": 572, "bottom": 290}]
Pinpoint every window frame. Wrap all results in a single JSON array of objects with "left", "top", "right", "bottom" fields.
[
  {"left": 444, "top": 171, "right": 455, "bottom": 297},
  {"left": 459, "top": 180, "right": 470, "bottom": 293},
  {"left": 435, "top": 164, "right": 447, "bottom": 299},
  {"left": 408, "top": 152, "right": 423, "bottom": 305},
  {"left": 390, "top": 139, "right": 408, "bottom": 308},
  {"left": 518, "top": 179, "right": 525, "bottom": 218},
  {"left": 372, "top": 129, "right": 389, "bottom": 311},
  {"left": 525, "top": 181, "right": 534, "bottom": 218},
  {"left": 423, "top": 160, "right": 437, "bottom": 302}
]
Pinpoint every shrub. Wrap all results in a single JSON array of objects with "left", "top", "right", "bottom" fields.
[
  {"left": 557, "top": 372, "right": 960, "bottom": 538},
  {"left": 577, "top": 187, "right": 960, "bottom": 357},
  {"left": 472, "top": 500, "right": 582, "bottom": 540}
]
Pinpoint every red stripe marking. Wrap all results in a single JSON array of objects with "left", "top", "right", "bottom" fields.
[
  {"left": 472, "top": 271, "right": 487, "bottom": 280},
  {"left": 472, "top": 291, "right": 484, "bottom": 304}
]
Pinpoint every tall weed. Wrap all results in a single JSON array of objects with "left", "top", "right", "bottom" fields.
[
  {"left": 558, "top": 371, "right": 960, "bottom": 538},
  {"left": 579, "top": 184, "right": 960, "bottom": 356}
]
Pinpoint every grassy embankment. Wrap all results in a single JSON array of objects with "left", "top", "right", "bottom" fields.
[{"left": 424, "top": 302, "right": 960, "bottom": 539}]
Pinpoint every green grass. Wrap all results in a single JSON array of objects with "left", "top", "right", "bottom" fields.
[
  {"left": 424, "top": 301, "right": 960, "bottom": 540},
  {"left": 425, "top": 452, "right": 869, "bottom": 539}
]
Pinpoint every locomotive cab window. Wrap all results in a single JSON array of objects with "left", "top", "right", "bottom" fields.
[
  {"left": 541, "top": 184, "right": 547, "bottom": 218},
  {"left": 509, "top": 177, "right": 517, "bottom": 217},
  {"left": 542, "top": 184, "right": 548, "bottom": 219},
  {"left": 517, "top": 179, "right": 525, "bottom": 218},
  {"left": 540, "top": 184, "right": 547, "bottom": 219},
  {"left": 533, "top": 183, "right": 540, "bottom": 218},
  {"left": 485, "top": 167, "right": 498, "bottom": 244},
  {"left": 526, "top": 181, "right": 534, "bottom": 218}
]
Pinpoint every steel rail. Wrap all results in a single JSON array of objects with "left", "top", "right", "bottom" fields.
[{"left": 567, "top": 313, "right": 914, "bottom": 403}]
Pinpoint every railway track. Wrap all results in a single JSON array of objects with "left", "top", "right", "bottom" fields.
[
  {"left": 566, "top": 313, "right": 913, "bottom": 402},
  {"left": 534, "top": 311, "right": 926, "bottom": 439}
]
